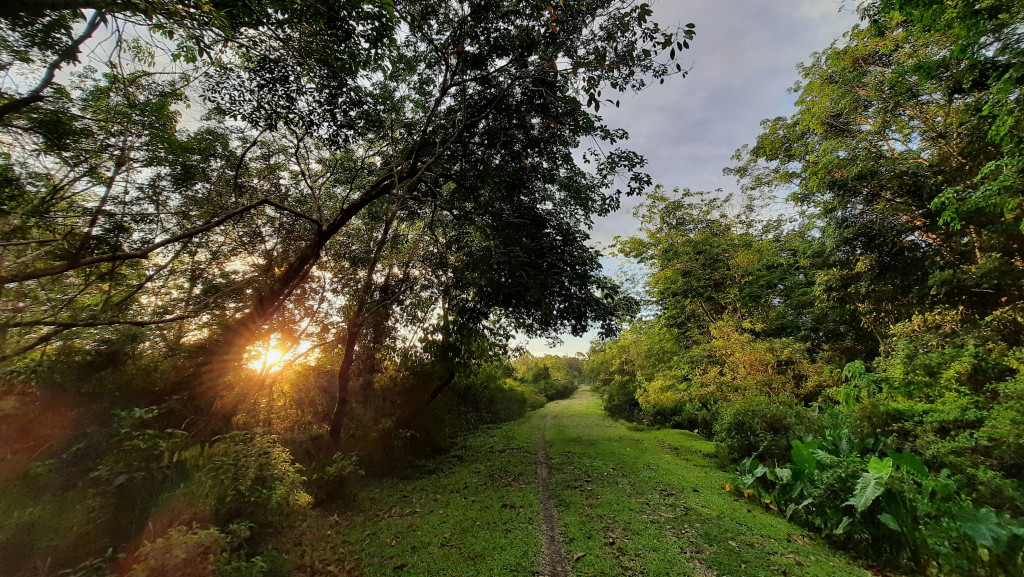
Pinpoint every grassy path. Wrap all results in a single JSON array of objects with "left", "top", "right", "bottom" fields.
[{"left": 286, "top": 388, "right": 875, "bottom": 576}]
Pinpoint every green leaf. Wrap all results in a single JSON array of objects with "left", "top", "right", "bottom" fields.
[
  {"left": 950, "top": 508, "right": 1015, "bottom": 553},
  {"left": 834, "top": 516, "right": 853, "bottom": 534},
  {"left": 867, "top": 457, "right": 893, "bottom": 479},
  {"left": 878, "top": 512, "right": 901, "bottom": 532},
  {"left": 844, "top": 472, "right": 886, "bottom": 513},
  {"left": 774, "top": 468, "right": 792, "bottom": 483},
  {"left": 790, "top": 439, "right": 819, "bottom": 473},
  {"left": 887, "top": 450, "right": 928, "bottom": 478},
  {"left": 753, "top": 464, "right": 768, "bottom": 479}
]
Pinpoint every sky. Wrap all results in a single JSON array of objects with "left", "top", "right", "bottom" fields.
[{"left": 522, "top": 0, "right": 860, "bottom": 357}]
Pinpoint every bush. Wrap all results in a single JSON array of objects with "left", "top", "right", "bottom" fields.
[
  {"left": 532, "top": 378, "right": 577, "bottom": 401},
  {"left": 734, "top": 418, "right": 1024, "bottom": 577},
  {"left": 714, "top": 396, "right": 818, "bottom": 463},
  {"left": 666, "top": 403, "right": 718, "bottom": 438},
  {"left": 306, "top": 453, "right": 362, "bottom": 504},
  {"left": 600, "top": 375, "right": 643, "bottom": 421},
  {"left": 91, "top": 407, "right": 193, "bottom": 519},
  {"left": 519, "top": 386, "right": 548, "bottom": 411},
  {"left": 188, "top": 433, "right": 312, "bottom": 528},
  {"left": 125, "top": 525, "right": 226, "bottom": 577}
]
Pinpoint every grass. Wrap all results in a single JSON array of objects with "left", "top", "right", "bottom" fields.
[
  {"left": 546, "top": 388, "right": 870, "bottom": 576},
  {"left": 283, "top": 388, "right": 874, "bottom": 576},
  {"left": 284, "top": 417, "right": 543, "bottom": 576}
]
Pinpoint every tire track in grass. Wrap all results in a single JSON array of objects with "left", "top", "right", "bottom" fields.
[{"left": 537, "top": 415, "right": 569, "bottom": 577}]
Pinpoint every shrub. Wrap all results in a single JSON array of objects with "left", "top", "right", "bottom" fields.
[
  {"left": 714, "top": 396, "right": 818, "bottom": 463},
  {"left": 187, "top": 433, "right": 312, "bottom": 528},
  {"left": 125, "top": 525, "right": 226, "bottom": 577},
  {"left": 601, "top": 375, "right": 642, "bottom": 421},
  {"left": 519, "top": 386, "right": 548, "bottom": 411},
  {"left": 91, "top": 409, "right": 192, "bottom": 516},
  {"left": 666, "top": 403, "right": 717, "bottom": 438},
  {"left": 535, "top": 378, "right": 577, "bottom": 401},
  {"left": 306, "top": 453, "right": 363, "bottom": 504},
  {"left": 735, "top": 420, "right": 1024, "bottom": 577}
]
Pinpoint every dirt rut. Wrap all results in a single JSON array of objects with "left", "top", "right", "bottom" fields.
[{"left": 536, "top": 415, "right": 569, "bottom": 577}]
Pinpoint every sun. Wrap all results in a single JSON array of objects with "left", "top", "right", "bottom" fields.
[
  {"left": 244, "top": 334, "right": 321, "bottom": 373},
  {"left": 247, "top": 342, "right": 286, "bottom": 373},
  {"left": 262, "top": 347, "right": 284, "bottom": 369}
]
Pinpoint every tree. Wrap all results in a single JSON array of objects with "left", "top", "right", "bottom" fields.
[
  {"left": 617, "top": 186, "right": 871, "bottom": 358},
  {"left": 207, "top": 0, "right": 696, "bottom": 367},
  {"left": 1, "top": 1, "right": 694, "bottom": 358},
  {"left": 729, "top": 0, "right": 1024, "bottom": 338},
  {"left": 0, "top": 0, "right": 398, "bottom": 364}
]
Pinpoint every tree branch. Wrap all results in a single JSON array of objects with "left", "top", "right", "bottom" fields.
[
  {"left": 0, "top": 10, "right": 105, "bottom": 120},
  {"left": 0, "top": 198, "right": 319, "bottom": 285},
  {"left": 0, "top": 327, "right": 68, "bottom": 364},
  {"left": 4, "top": 313, "right": 197, "bottom": 328}
]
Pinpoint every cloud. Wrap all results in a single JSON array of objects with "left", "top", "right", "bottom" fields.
[{"left": 525, "top": 0, "right": 859, "bottom": 356}]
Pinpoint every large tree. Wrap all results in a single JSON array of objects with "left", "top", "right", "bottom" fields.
[{"left": 1, "top": 2, "right": 696, "bottom": 434}]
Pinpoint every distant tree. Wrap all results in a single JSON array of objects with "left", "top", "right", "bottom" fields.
[{"left": 617, "top": 186, "right": 872, "bottom": 358}]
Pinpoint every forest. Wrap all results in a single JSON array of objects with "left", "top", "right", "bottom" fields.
[{"left": 1, "top": 1, "right": 1022, "bottom": 576}]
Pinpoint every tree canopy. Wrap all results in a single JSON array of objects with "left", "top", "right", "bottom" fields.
[{"left": 0, "top": 1, "right": 694, "bottom": 378}]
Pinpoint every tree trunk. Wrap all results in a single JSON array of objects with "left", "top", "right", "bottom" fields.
[
  {"left": 328, "top": 319, "right": 362, "bottom": 443},
  {"left": 326, "top": 203, "right": 400, "bottom": 443},
  {"left": 425, "top": 371, "right": 456, "bottom": 405}
]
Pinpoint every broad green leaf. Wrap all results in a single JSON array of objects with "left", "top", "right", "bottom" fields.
[
  {"left": 867, "top": 457, "right": 893, "bottom": 479},
  {"left": 887, "top": 450, "right": 928, "bottom": 478},
  {"left": 844, "top": 472, "right": 886, "bottom": 513},
  {"left": 791, "top": 439, "right": 819, "bottom": 473},
  {"left": 878, "top": 512, "right": 901, "bottom": 532},
  {"left": 774, "top": 467, "right": 793, "bottom": 484},
  {"left": 957, "top": 507, "right": 1010, "bottom": 554},
  {"left": 811, "top": 449, "right": 839, "bottom": 466},
  {"left": 834, "top": 516, "right": 853, "bottom": 534}
]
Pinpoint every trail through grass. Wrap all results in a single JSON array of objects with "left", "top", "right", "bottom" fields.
[{"left": 286, "top": 388, "right": 875, "bottom": 576}]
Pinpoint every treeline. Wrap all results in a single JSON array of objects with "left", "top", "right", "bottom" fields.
[
  {"left": 0, "top": 1, "right": 692, "bottom": 574},
  {"left": 586, "top": 1, "right": 1024, "bottom": 575},
  {"left": 510, "top": 352, "right": 583, "bottom": 407}
]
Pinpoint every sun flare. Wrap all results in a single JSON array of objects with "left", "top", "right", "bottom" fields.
[{"left": 248, "top": 344, "right": 286, "bottom": 372}]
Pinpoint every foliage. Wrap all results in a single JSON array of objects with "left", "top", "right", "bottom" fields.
[
  {"left": 584, "top": 1, "right": 1024, "bottom": 574},
  {"left": 510, "top": 353, "right": 581, "bottom": 402},
  {"left": 306, "top": 453, "right": 362, "bottom": 503},
  {"left": 125, "top": 525, "right": 227, "bottom": 577},
  {"left": 714, "top": 396, "right": 819, "bottom": 464},
  {"left": 736, "top": 421, "right": 1024, "bottom": 576},
  {"left": 1, "top": 0, "right": 691, "bottom": 373},
  {"left": 186, "top": 432, "right": 312, "bottom": 527},
  {"left": 586, "top": 318, "right": 683, "bottom": 422}
]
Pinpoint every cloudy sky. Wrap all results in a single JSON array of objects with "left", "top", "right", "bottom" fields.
[{"left": 523, "top": 0, "right": 860, "bottom": 356}]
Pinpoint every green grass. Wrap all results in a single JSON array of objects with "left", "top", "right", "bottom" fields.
[
  {"left": 284, "top": 388, "right": 874, "bottom": 576},
  {"left": 546, "top": 388, "right": 870, "bottom": 576},
  {"left": 284, "top": 418, "right": 544, "bottom": 576}
]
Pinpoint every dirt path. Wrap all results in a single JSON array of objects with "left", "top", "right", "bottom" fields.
[{"left": 536, "top": 415, "right": 569, "bottom": 577}]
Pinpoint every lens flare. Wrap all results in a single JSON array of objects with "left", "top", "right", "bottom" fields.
[{"left": 247, "top": 343, "right": 285, "bottom": 373}]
